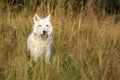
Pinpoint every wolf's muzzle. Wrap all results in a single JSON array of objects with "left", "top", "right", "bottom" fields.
[
  {"left": 43, "top": 30, "right": 47, "bottom": 34},
  {"left": 41, "top": 30, "right": 48, "bottom": 39}
]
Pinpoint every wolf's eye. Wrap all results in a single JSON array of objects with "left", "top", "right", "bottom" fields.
[
  {"left": 38, "top": 25, "right": 42, "bottom": 27},
  {"left": 46, "top": 25, "right": 49, "bottom": 27}
]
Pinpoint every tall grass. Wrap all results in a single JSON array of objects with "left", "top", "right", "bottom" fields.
[{"left": 0, "top": 0, "right": 120, "bottom": 80}]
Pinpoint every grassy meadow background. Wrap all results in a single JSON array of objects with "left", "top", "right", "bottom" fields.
[{"left": 0, "top": 0, "right": 120, "bottom": 80}]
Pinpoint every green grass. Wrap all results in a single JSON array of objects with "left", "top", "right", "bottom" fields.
[{"left": 0, "top": 1, "right": 120, "bottom": 80}]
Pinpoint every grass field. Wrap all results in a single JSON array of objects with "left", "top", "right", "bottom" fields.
[{"left": 0, "top": 0, "right": 120, "bottom": 80}]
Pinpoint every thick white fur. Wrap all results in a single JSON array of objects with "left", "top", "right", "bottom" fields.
[{"left": 27, "top": 14, "right": 53, "bottom": 63}]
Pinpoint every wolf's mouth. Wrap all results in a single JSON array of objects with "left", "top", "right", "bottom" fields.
[{"left": 41, "top": 34, "right": 48, "bottom": 39}]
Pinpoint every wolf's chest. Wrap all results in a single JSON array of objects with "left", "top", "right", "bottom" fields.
[
  {"left": 29, "top": 39, "right": 48, "bottom": 57},
  {"left": 31, "top": 39, "right": 47, "bottom": 50}
]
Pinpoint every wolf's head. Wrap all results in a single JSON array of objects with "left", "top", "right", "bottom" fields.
[{"left": 33, "top": 14, "right": 53, "bottom": 39}]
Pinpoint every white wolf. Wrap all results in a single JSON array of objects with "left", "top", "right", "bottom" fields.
[{"left": 27, "top": 14, "right": 53, "bottom": 63}]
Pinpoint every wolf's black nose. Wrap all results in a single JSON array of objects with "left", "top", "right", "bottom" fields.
[{"left": 43, "top": 30, "right": 47, "bottom": 34}]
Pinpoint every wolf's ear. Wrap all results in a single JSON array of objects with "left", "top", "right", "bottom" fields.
[
  {"left": 33, "top": 14, "right": 40, "bottom": 23},
  {"left": 46, "top": 14, "right": 51, "bottom": 21}
]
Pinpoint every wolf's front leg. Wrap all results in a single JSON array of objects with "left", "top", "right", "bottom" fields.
[
  {"left": 34, "top": 55, "right": 38, "bottom": 62},
  {"left": 45, "top": 47, "right": 52, "bottom": 64}
]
